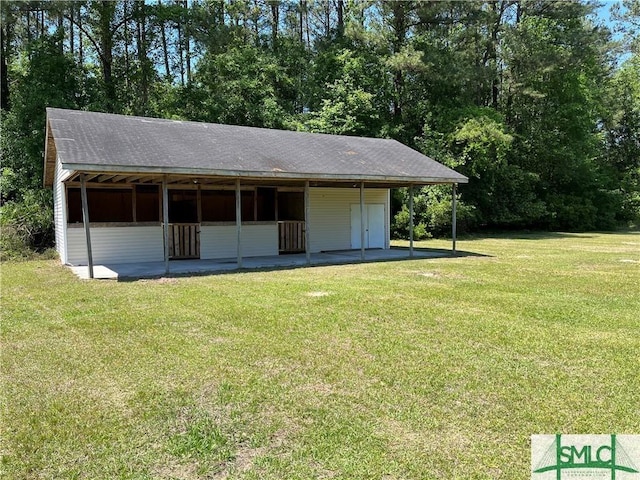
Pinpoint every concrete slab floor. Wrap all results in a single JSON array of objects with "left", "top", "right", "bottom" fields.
[{"left": 69, "top": 247, "right": 455, "bottom": 280}]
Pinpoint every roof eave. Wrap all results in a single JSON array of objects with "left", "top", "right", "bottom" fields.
[{"left": 61, "top": 163, "right": 469, "bottom": 185}]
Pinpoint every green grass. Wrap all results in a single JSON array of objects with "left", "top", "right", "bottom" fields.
[{"left": 1, "top": 232, "right": 639, "bottom": 479}]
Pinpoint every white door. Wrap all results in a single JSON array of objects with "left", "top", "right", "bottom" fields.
[
  {"left": 351, "top": 204, "right": 385, "bottom": 249},
  {"left": 367, "top": 204, "right": 385, "bottom": 248}
]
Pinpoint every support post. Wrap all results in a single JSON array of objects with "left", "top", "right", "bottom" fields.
[
  {"left": 162, "top": 178, "right": 170, "bottom": 274},
  {"left": 452, "top": 183, "right": 457, "bottom": 255},
  {"left": 236, "top": 179, "right": 242, "bottom": 268},
  {"left": 80, "top": 174, "right": 94, "bottom": 279},
  {"left": 409, "top": 185, "right": 414, "bottom": 258},
  {"left": 132, "top": 184, "right": 137, "bottom": 222},
  {"left": 304, "top": 181, "right": 310, "bottom": 265},
  {"left": 360, "top": 181, "right": 365, "bottom": 261},
  {"left": 196, "top": 184, "right": 202, "bottom": 223}
]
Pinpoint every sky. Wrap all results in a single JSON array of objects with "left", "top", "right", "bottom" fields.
[{"left": 594, "top": 0, "right": 633, "bottom": 65}]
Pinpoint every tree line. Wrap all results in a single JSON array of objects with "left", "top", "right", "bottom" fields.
[{"left": 1, "top": 0, "right": 639, "bottom": 256}]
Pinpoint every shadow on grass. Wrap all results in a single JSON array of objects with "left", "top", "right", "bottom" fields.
[
  {"left": 458, "top": 229, "right": 639, "bottom": 241},
  {"left": 454, "top": 231, "right": 598, "bottom": 241},
  {"left": 390, "top": 246, "right": 488, "bottom": 257},
  {"left": 116, "top": 247, "right": 490, "bottom": 282}
]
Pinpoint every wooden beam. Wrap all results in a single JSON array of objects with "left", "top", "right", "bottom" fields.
[
  {"left": 162, "top": 178, "right": 170, "bottom": 274},
  {"left": 304, "top": 181, "right": 310, "bottom": 264},
  {"left": 409, "top": 185, "right": 414, "bottom": 258},
  {"left": 97, "top": 174, "right": 117, "bottom": 182},
  {"left": 80, "top": 174, "right": 94, "bottom": 279},
  {"left": 452, "top": 183, "right": 457, "bottom": 255},
  {"left": 236, "top": 179, "right": 242, "bottom": 268},
  {"left": 360, "top": 181, "right": 365, "bottom": 261},
  {"left": 125, "top": 175, "right": 145, "bottom": 183}
]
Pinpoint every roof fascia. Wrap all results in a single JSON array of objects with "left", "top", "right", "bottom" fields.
[
  {"left": 61, "top": 162, "right": 469, "bottom": 184},
  {"left": 43, "top": 117, "right": 53, "bottom": 187}
]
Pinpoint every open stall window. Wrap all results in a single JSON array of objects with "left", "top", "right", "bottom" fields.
[
  {"left": 256, "top": 187, "right": 276, "bottom": 221},
  {"left": 168, "top": 189, "right": 197, "bottom": 223},
  {"left": 201, "top": 190, "right": 235, "bottom": 221},
  {"left": 278, "top": 191, "right": 304, "bottom": 221},
  {"left": 136, "top": 185, "right": 160, "bottom": 222},
  {"left": 67, "top": 187, "right": 133, "bottom": 223}
]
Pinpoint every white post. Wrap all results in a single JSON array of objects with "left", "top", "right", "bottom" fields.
[
  {"left": 80, "top": 174, "right": 94, "bottom": 279},
  {"left": 304, "top": 181, "right": 311, "bottom": 265},
  {"left": 236, "top": 179, "right": 242, "bottom": 268},
  {"left": 162, "top": 178, "right": 169, "bottom": 274},
  {"left": 360, "top": 181, "right": 365, "bottom": 260},
  {"left": 409, "top": 185, "right": 414, "bottom": 258},
  {"left": 452, "top": 183, "right": 457, "bottom": 255}
]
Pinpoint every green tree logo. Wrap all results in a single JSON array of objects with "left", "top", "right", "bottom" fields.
[{"left": 532, "top": 435, "right": 639, "bottom": 479}]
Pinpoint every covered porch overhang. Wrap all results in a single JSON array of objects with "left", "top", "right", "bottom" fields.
[{"left": 64, "top": 167, "right": 462, "bottom": 279}]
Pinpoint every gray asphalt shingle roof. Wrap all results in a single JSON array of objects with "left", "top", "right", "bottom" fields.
[{"left": 45, "top": 108, "right": 467, "bottom": 185}]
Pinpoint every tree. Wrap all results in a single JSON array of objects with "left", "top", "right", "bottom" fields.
[{"left": 1, "top": 0, "right": 637, "bottom": 257}]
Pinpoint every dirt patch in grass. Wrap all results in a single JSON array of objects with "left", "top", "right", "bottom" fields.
[
  {"left": 297, "top": 380, "right": 336, "bottom": 396},
  {"left": 213, "top": 430, "right": 289, "bottom": 479},
  {"left": 139, "top": 277, "right": 179, "bottom": 284},
  {"left": 414, "top": 270, "right": 466, "bottom": 279},
  {"left": 153, "top": 459, "right": 201, "bottom": 480}
]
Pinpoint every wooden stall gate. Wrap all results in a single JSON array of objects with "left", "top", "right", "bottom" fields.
[
  {"left": 278, "top": 221, "right": 305, "bottom": 253},
  {"left": 169, "top": 223, "right": 200, "bottom": 259}
]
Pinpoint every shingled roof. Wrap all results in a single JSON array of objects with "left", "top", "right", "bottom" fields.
[{"left": 44, "top": 108, "right": 467, "bottom": 187}]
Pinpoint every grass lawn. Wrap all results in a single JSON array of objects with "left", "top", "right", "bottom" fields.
[{"left": 1, "top": 232, "right": 639, "bottom": 479}]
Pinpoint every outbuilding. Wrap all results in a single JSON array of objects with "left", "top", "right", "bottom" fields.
[{"left": 43, "top": 108, "right": 468, "bottom": 278}]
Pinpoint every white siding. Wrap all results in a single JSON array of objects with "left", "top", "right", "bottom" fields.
[
  {"left": 200, "top": 224, "right": 278, "bottom": 260},
  {"left": 309, "top": 188, "right": 388, "bottom": 253},
  {"left": 53, "top": 158, "right": 69, "bottom": 263},
  {"left": 242, "top": 224, "right": 278, "bottom": 257},
  {"left": 67, "top": 226, "right": 164, "bottom": 265},
  {"left": 60, "top": 187, "right": 387, "bottom": 264},
  {"left": 200, "top": 225, "right": 236, "bottom": 259}
]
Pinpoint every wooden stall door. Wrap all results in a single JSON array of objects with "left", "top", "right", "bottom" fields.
[
  {"left": 169, "top": 223, "right": 200, "bottom": 259},
  {"left": 278, "top": 221, "right": 306, "bottom": 253}
]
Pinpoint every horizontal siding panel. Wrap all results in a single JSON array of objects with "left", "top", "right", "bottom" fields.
[
  {"left": 309, "top": 188, "right": 387, "bottom": 253},
  {"left": 200, "top": 226, "right": 236, "bottom": 259},
  {"left": 242, "top": 224, "right": 278, "bottom": 257},
  {"left": 200, "top": 224, "right": 278, "bottom": 260},
  {"left": 67, "top": 226, "right": 164, "bottom": 265}
]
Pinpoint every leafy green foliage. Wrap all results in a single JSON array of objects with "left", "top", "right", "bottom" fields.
[
  {"left": 391, "top": 204, "right": 430, "bottom": 240},
  {"left": 0, "top": 189, "right": 54, "bottom": 258},
  {"left": 194, "top": 45, "right": 292, "bottom": 128},
  {"left": 1, "top": 0, "right": 638, "bottom": 257},
  {"left": 302, "top": 48, "right": 385, "bottom": 135},
  {"left": 602, "top": 57, "right": 640, "bottom": 226},
  {"left": 1, "top": 34, "right": 85, "bottom": 199},
  {"left": 1, "top": 33, "right": 85, "bottom": 254}
]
